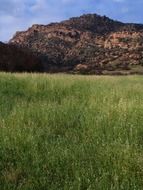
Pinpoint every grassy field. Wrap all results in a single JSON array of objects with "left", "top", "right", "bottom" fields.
[{"left": 0, "top": 73, "right": 143, "bottom": 190}]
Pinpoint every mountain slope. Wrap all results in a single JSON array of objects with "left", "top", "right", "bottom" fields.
[
  {"left": 9, "top": 13, "right": 143, "bottom": 74},
  {"left": 0, "top": 42, "right": 42, "bottom": 72}
]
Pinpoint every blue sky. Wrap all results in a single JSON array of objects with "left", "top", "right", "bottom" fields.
[{"left": 0, "top": 0, "right": 143, "bottom": 42}]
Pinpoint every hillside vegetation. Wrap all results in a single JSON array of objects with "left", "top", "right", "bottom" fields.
[
  {"left": 0, "top": 73, "right": 143, "bottom": 189},
  {"left": 0, "top": 42, "right": 41, "bottom": 72}
]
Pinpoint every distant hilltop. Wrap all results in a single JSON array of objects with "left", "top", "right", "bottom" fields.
[{"left": 1, "top": 13, "right": 143, "bottom": 74}]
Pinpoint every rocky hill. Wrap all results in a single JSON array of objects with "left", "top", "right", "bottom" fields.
[{"left": 7, "top": 14, "right": 143, "bottom": 74}]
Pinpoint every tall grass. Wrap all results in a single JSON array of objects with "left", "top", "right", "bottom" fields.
[{"left": 0, "top": 73, "right": 143, "bottom": 190}]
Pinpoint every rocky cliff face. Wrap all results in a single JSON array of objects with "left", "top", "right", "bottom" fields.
[{"left": 9, "top": 14, "right": 143, "bottom": 74}]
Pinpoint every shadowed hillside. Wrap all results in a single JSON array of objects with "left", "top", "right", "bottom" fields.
[{"left": 0, "top": 42, "right": 42, "bottom": 72}]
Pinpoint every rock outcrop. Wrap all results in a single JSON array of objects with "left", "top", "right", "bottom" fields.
[{"left": 6, "top": 14, "right": 143, "bottom": 74}]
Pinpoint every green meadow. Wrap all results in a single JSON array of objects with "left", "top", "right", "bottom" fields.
[{"left": 0, "top": 73, "right": 143, "bottom": 190}]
